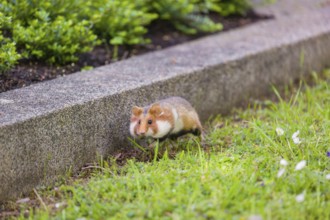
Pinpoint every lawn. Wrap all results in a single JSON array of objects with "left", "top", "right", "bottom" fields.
[{"left": 12, "top": 71, "right": 330, "bottom": 219}]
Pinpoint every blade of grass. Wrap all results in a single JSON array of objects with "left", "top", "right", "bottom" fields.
[
  {"left": 153, "top": 139, "right": 160, "bottom": 163},
  {"left": 128, "top": 137, "right": 147, "bottom": 153}
]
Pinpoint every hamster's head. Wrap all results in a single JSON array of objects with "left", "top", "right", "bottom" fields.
[{"left": 130, "top": 104, "right": 170, "bottom": 139}]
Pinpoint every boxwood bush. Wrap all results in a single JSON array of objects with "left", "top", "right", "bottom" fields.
[
  {"left": 0, "top": 12, "right": 20, "bottom": 74},
  {"left": 149, "top": 0, "right": 222, "bottom": 34},
  {"left": 0, "top": 0, "right": 251, "bottom": 74},
  {"left": 2, "top": 1, "right": 99, "bottom": 64}
]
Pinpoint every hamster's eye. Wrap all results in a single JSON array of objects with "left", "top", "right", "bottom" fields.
[
  {"left": 148, "top": 119, "right": 152, "bottom": 125},
  {"left": 138, "top": 120, "right": 141, "bottom": 125}
]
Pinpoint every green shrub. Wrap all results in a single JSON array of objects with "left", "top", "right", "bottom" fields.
[
  {"left": 0, "top": 40, "right": 20, "bottom": 74},
  {"left": 2, "top": 1, "right": 98, "bottom": 64},
  {"left": 194, "top": 0, "right": 251, "bottom": 16},
  {"left": 149, "top": 0, "right": 222, "bottom": 34},
  {"left": 90, "top": 0, "right": 158, "bottom": 46},
  {"left": 13, "top": 10, "right": 98, "bottom": 64},
  {"left": 216, "top": 0, "right": 251, "bottom": 16},
  {"left": 1, "top": 0, "right": 89, "bottom": 22},
  {"left": 0, "top": 12, "right": 20, "bottom": 74}
]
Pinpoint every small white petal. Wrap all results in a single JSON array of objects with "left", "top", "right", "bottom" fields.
[
  {"left": 248, "top": 215, "right": 263, "bottom": 220},
  {"left": 55, "top": 202, "right": 67, "bottom": 209},
  {"left": 277, "top": 168, "right": 286, "bottom": 178},
  {"left": 276, "top": 127, "right": 284, "bottom": 136},
  {"left": 292, "top": 130, "right": 300, "bottom": 139},
  {"left": 292, "top": 131, "right": 302, "bottom": 144},
  {"left": 293, "top": 137, "right": 301, "bottom": 144},
  {"left": 326, "top": 174, "right": 330, "bottom": 180},
  {"left": 295, "top": 193, "right": 305, "bottom": 202},
  {"left": 295, "top": 160, "right": 306, "bottom": 171},
  {"left": 280, "top": 159, "right": 288, "bottom": 166}
]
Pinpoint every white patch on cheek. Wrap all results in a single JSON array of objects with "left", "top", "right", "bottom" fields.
[
  {"left": 129, "top": 121, "right": 138, "bottom": 137},
  {"left": 153, "top": 121, "right": 172, "bottom": 138}
]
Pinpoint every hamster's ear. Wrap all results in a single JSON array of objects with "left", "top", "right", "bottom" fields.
[
  {"left": 132, "top": 106, "right": 143, "bottom": 116},
  {"left": 149, "top": 104, "right": 162, "bottom": 116}
]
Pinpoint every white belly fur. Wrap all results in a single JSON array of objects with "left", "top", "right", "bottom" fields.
[{"left": 171, "top": 108, "right": 184, "bottom": 134}]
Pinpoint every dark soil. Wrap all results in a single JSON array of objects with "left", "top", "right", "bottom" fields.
[{"left": 0, "top": 11, "right": 271, "bottom": 93}]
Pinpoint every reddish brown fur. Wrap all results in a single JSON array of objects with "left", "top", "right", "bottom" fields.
[{"left": 132, "top": 106, "right": 143, "bottom": 117}]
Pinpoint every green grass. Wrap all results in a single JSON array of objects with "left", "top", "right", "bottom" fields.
[{"left": 14, "top": 72, "right": 330, "bottom": 219}]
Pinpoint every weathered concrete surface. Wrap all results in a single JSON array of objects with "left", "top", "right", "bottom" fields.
[
  {"left": 253, "top": 0, "right": 330, "bottom": 16},
  {"left": 1, "top": 1, "right": 330, "bottom": 201}
]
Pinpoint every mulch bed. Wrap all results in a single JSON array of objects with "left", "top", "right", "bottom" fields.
[{"left": 0, "top": 11, "right": 271, "bottom": 93}]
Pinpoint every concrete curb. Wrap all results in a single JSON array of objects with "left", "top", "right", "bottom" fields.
[{"left": 1, "top": 0, "right": 330, "bottom": 201}]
